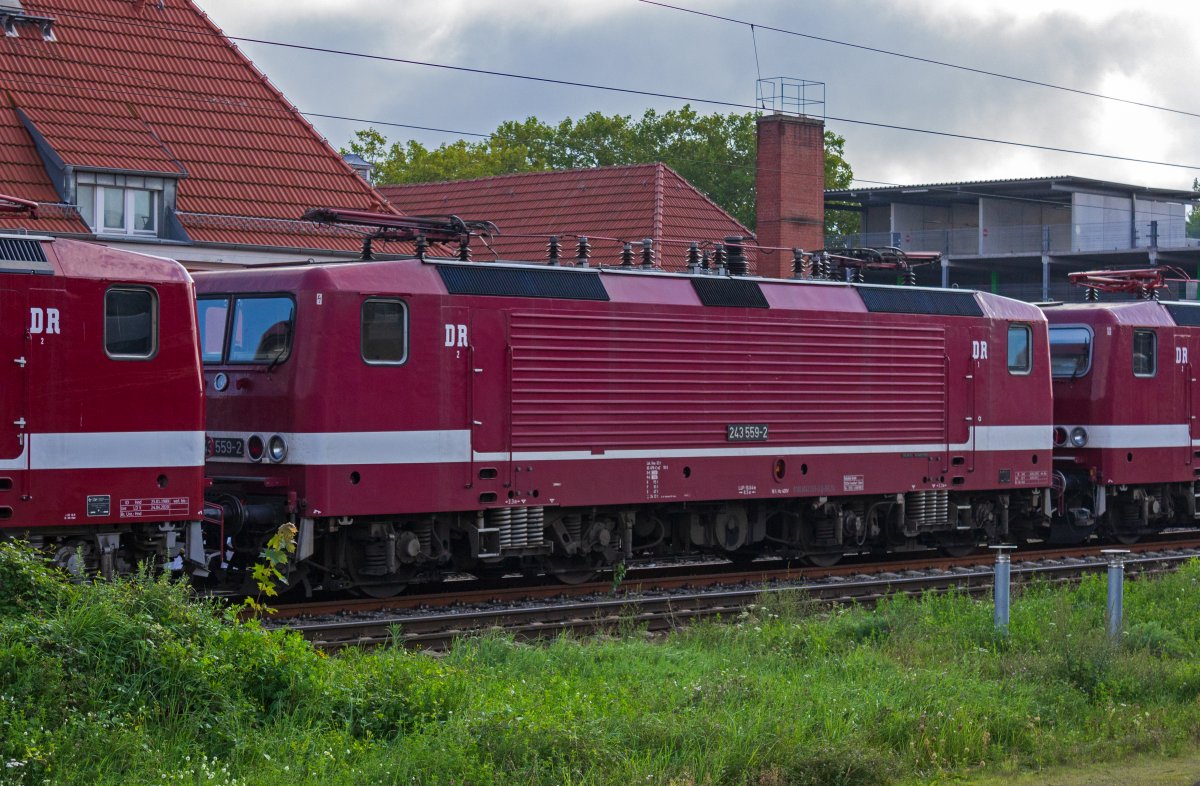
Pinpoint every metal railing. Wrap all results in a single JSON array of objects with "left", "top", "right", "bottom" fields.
[{"left": 829, "top": 219, "right": 1196, "bottom": 257}]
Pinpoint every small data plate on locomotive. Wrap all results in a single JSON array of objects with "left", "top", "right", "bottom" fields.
[
  {"left": 726, "top": 423, "right": 768, "bottom": 442},
  {"left": 86, "top": 495, "right": 111, "bottom": 517},
  {"left": 210, "top": 437, "right": 245, "bottom": 458}
]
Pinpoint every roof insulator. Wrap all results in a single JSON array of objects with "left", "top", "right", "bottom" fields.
[
  {"left": 414, "top": 234, "right": 429, "bottom": 261},
  {"left": 458, "top": 235, "right": 471, "bottom": 261},
  {"left": 712, "top": 243, "right": 727, "bottom": 275},
  {"left": 641, "top": 238, "right": 654, "bottom": 269},
  {"left": 576, "top": 236, "right": 591, "bottom": 267},
  {"left": 724, "top": 235, "right": 747, "bottom": 276},
  {"left": 620, "top": 242, "right": 634, "bottom": 268},
  {"left": 792, "top": 248, "right": 807, "bottom": 279},
  {"left": 547, "top": 235, "right": 560, "bottom": 266},
  {"left": 686, "top": 242, "right": 701, "bottom": 273}
]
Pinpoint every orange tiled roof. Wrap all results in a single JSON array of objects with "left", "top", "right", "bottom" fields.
[
  {"left": 378, "top": 163, "right": 757, "bottom": 271},
  {"left": 0, "top": 0, "right": 395, "bottom": 249}
]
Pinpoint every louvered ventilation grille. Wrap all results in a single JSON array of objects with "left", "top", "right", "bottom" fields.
[
  {"left": 438, "top": 265, "right": 609, "bottom": 301},
  {"left": 0, "top": 237, "right": 46, "bottom": 264},
  {"left": 690, "top": 277, "right": 769, "bottom": 308},
  {"left": 1164, "top": 303, "right": 1200, "bottom": 327},
  {"left": 858, "top": 286, "right": 983, "bottom": 317}
]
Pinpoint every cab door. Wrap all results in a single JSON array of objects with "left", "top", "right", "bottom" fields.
[
  {"left": 0, "top": 289, "right": 30, "bottom": 503},
  {"left": 964, "top": 326, "right": 991, "bottom": 473},
  {"left": 467, "top": 308, "right": 510, "bottom": 492},
  {"left": 1176, "top": 333, "right": 1196, "bottom": 468}
]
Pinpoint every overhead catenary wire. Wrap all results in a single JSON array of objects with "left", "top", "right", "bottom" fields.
[
  {"left": 638, "top": 0, "right": 1200, "bottom": 122},
  {"left": 38, "top": 10, "right": 1200, "bottom": 174},
  {"left": 5, "top": 72, "right": 1175, "bottom": 220}
]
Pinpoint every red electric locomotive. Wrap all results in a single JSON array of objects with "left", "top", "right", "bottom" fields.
[
  {"left": 1044, "top": 269, "right": 1200, "bottom": 543},
  {"left": 197, "top": 214, "right": 1053, "bottom": 595},
  {"left": 0, "top": 219, "right": 206, "bottom": 576}
]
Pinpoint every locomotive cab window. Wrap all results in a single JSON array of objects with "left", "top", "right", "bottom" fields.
[
  {"left": 228, "top": 296, "right": 294, "bottom": 365},
  {"left": 1133, "top": 330, "right": 1156, "bottom": 377},
  {"left": 198, "top": 295, "right": 295, "bottom": 365},
  {"left": 361, "top": 299, "right": 408, "bottom": 364},
  {"left": 196, "top": 297, "right": 229, "bottom": 363},
  {"left": 1007, "top": 323, "right": 1032, "bottom": 374},
  {"left": 104, "top": 287, "right": 157, "bottom": 359},
  {"left": 1049, "top": 326, "right": 1092, "bottom": 377}
]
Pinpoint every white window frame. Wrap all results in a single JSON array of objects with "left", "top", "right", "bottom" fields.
[{"left": 77, "top": 184, "right": 160, "bottom": 237}]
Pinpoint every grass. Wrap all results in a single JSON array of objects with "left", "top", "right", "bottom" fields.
[{"left": 1, "top": 539, "right": 1199, "bottom": 785}]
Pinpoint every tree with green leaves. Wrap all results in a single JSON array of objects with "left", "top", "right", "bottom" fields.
[
  {"left": 1189, "top": 178, "right": 1200, "bottom": 238},
  {"left": 343, "top": 105, "right": 857, "bottom": 235}
]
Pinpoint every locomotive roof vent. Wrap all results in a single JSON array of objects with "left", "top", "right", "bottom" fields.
[
  {"left": 0, "top": 237, "right": 52, "bottom": 275},
  {"left": 858, "top": 286, "right": 983, "bottom": 317},
  {"left": 438, "top": 263, "right": 609, "bottom": 301},
  {"left": 725, "top": 235, "right": 749, "bottom": 276},
  {"left": 1163, "top": 302, "right": 1200, "bottom": 327},
  {"left": 691, "top": 277, "right": 769, "bottom": 308}
]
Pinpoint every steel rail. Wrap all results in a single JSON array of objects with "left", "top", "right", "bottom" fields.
[
  {"left": 285, "top": 548, "right": 1198, "bottom": 652},
  {"left": 266, "top": 535, "right": 1200, "bottom": 619}
]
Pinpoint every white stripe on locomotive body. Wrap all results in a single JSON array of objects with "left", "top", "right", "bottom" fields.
[
  {"left": 290, "top": 429, "right": 471, "bottom": 466},
  {"left": 0, "top": 431, "right": 205, "bottom": 471},
  {"left": 205, "top": 425, "right": 1052, "bottom": 466},
  {"left": 1055, "top": 424, "right": 1192, "bottom": 450}
]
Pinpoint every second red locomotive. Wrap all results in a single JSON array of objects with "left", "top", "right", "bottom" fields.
[
  {"left": 196, "top": 221, "right": 1054, "bottom": 594},
  {"left": 1046, "top": 269, "right": 1200, "bottom": 543},
  {"left": 0, "top": 221, "right": 206, "bottom": 577}
]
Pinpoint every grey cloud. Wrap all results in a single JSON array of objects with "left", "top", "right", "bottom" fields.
[{"left": 200, "top": 0, "right": 1199, "bottom": 190}]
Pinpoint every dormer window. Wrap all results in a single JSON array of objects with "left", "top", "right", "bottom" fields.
[{"left": 75, "top": 172, "right": 165, "bottom": 237}]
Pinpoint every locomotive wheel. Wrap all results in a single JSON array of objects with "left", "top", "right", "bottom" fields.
[
  {"left": 351, "top": 573, "right": 412, "bottom": 599},
  {"left": 546, "top": 555, "right": 602, "bottom": 585},
  {"left": 939, "top": 538, "right": 979, "bottom": 558},
  {"left": 803, "top": 551, "right": 843, "bottom": 568},
  {"left": 51, "top": 539, "right": 96, "bottom": 576},
  {"left": 347, "top": 561, "right": 414, "bottom": 598},
  {"left": 1110, "top": 531, "right": 1141, "bottom": 546}
]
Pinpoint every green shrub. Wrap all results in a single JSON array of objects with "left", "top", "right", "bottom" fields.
[{"left": 0, "top": 539, "right": 63, "bottom": 617}]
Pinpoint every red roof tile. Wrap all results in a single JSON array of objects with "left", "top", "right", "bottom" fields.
[
  {"left": 0, "top": 0, "right": 396, "bottom": 250},
  {"left": 378, "top": 164, "right": 758, "bottom": 272}
]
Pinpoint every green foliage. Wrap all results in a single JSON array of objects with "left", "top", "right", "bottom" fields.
[
  {"left": 0, "top": 540, "right": 63, "bottom": 617},
  {"left": 252, "top": 522, "right": 297, "bottom": 598},
  {"left": 343, "top": 106, "right": 858, "bottom": 234},
  {"left": 2, "top": 540, "right": 1200, "bottom": 785},
  {"left": 1189, "top": 178, "right": 1200, "bottom": 238},
  {"left": 609, "top": 560, "right": 627, "bottom": 593}
]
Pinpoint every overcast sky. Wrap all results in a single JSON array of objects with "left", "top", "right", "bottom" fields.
[{"left": 197, "top": 0, "right": 1200, "bottom": 192}]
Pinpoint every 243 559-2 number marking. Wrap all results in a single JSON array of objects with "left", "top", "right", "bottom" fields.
[{"left": 726, "top": 423, "right": 768, "bottom": 442}]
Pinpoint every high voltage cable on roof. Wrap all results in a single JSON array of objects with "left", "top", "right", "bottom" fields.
[
  {"left": 38, "top": 10, "right": 1200, "bottom": 174},
  {"left": 638, "top": 0, "right": 1200, "bottom": 122}
]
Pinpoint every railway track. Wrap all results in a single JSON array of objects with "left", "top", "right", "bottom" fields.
[{"left": 275, "top": 538, "right": 1200, "bottom": 652}]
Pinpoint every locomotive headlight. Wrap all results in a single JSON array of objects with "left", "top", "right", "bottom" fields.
[
  {"left": 246, "top": 434, "right": 265, "bottom": 462},
  {"left": 267, "top": 434, "right": 287, "bottom": 463},
  {"left": 1052, "top": 427, "right": 1068, "bottom": 447},
  {"left": 1069, "top": 427, "right": 1088, "bottom": 448}
]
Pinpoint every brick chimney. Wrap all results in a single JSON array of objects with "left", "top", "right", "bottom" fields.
[{"left": 756, "top": 113, "right": 825, "bottom": 278}]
